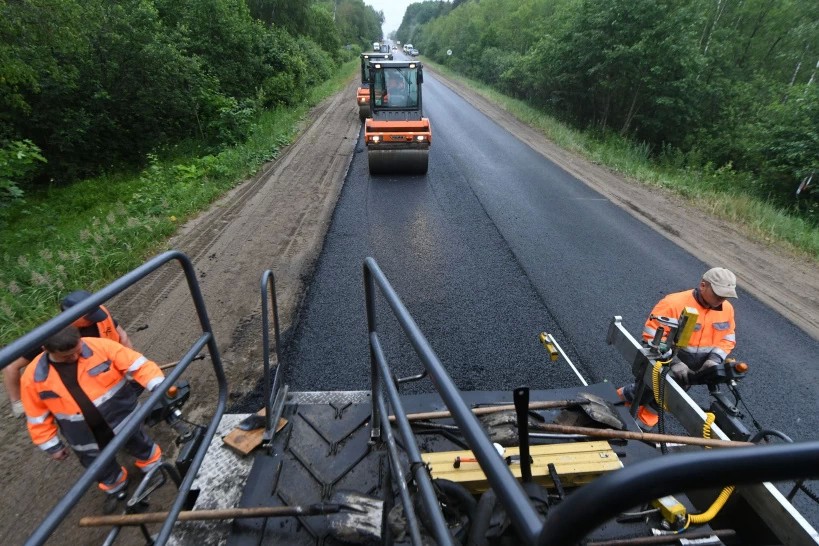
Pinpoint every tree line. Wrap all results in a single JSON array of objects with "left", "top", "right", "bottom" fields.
[
  {"left": 0, "top": 0, "right": 383, "bottom": 198},
  {"left": 399, "top": 0, "right": 819, "bottom": 214}
]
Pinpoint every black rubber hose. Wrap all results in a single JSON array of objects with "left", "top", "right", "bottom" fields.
[
  {"left": 434, "top": 479, "right": 478, "bottom": 544},
  {"left": 466, "top": 488, "right": 497, "bottom": 546},
  {"left": 750, "top": 429, "right": 794, "bottom": 444}
]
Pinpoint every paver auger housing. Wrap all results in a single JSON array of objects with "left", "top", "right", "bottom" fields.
[{"left": 364, "top": 60, "right": 431, "bottom": 175}]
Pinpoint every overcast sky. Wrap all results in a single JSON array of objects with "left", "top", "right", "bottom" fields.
[{"left": 364, "top": 0, "right": 415, "bottom": 37}]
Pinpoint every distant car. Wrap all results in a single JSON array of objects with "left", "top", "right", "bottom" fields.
[
  {"left": 392, "top": 45, "right": 397, "bottom": 50},
  {"left": 410, "top": 48, "right": 419, "bottom": 56}
]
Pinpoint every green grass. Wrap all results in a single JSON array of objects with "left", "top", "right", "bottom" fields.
[
  {"left": 0, "top": 59, "right": 358, "bottom": 344},
  {"left": 423, "top": 59, "right": 819, "bottom": 262}
]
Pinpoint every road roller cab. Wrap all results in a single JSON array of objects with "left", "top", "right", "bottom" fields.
[
  {"left": 357, "top": 52, "right": 392, "bottom": 121},
  {"left": 365, "top": 60, "right": 431, "bottom": 175}
]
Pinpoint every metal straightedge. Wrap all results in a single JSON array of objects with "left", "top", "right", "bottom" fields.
[{"left": 607, "top": 316, "right": 819, "bottom": 545}]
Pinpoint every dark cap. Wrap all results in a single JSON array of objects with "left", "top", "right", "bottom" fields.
[{"left": 60, "top": 290, "right": 108, "bottom": 323}]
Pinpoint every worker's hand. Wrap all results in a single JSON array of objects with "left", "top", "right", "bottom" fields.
[
  {"left": 10, "top": 399, "right": 24, "bottom": 418},
  {"left": 669, "top": 361, "right": 693, "bottom": 387},
  {"left": 50, "top": 447, "right": 70, "bottom": 461},
  {"left": 691, "top": 359, "right": 721, "bottom": 384}
]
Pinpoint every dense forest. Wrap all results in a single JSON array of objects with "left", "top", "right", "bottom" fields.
[
  {"left": 0, "top": 0, "right": 383, "bottom": 198},
  {"left": 398, "top": 0, "right": 819, "bottom": 216}
]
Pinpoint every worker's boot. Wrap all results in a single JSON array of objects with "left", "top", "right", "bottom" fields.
[
  {"left": 102, "top": 483, "right": 129, "bottom": 515},
  {"left": 617, "top": 387, "right": 659, "bottom": 429}
]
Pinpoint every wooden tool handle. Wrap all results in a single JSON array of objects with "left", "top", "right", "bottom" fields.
[
  {"left": 532, "top": 423, "right": 754, "bottom": 448},
  {"left": 390, "top": 400, "right": 588, "bottom": 423}
]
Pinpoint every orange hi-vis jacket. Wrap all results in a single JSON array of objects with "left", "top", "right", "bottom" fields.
[
  {"left": 20, "top": 338, "right": 165, "bottom": 454},
  {"left": 642, "top": 289, "right": 736, "bottom": 367},
  {"left": 88, "top": 305, "right": 121, "bottom": 342}
]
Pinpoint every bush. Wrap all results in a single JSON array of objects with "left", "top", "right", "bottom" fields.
[{"left": 0, "top": 140, "right": 46, "bottom": 204}]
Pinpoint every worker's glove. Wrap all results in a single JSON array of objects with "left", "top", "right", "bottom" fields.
[
  {"left": 691, "top": 358, "right": 721, "bottom": 384},
  {"left": 10, "top": 399, "right": 24, "bottom": 418},
  {"left": 669, "top": 361, "right": 694, "bottom": 387}
]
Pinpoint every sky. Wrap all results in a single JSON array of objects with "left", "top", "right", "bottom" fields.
[{"left": 364, "top": 0, "right": 415, "bottom": 37}]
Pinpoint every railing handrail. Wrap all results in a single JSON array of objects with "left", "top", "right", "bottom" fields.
[
  {"left": 363, "top": 257, "right": 544, "bottom": 545},
  {"left": 260, "top": 270, "right": 284, "bottom": 438},
  {"left": 0, "top": 250, "right": 228, "bottom": 546}
]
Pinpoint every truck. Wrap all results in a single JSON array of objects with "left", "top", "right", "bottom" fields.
[{"left": 3, "top": 250, "right": 819, "bottom": 545}]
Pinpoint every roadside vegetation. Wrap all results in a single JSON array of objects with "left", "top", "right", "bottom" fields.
[
  {"left": 397, "top": 0, "right": 819, "bottom": 259},
  {"left": 0, "top": 0, "right": 379, "bottom": 343}
]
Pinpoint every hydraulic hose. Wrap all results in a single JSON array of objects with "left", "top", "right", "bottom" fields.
[{"left": 686, "top": 412, "right": 735, "bottom": 527}]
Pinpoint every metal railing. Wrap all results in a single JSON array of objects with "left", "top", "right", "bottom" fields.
[
  {"left": 363, "top": 257, "right": 544, "bottom": 545},
  {"left": 0, "top": 251, "right": 227, "bottom": 546},
  {"left": 259, "top": 270, "right": 286, "bottom": 447}
]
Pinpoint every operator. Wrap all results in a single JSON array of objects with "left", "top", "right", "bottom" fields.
[
  {"left": 20, "top": 325, "right": 165, "bottom": 513},
  {"left": 385, "top": 71, "right": 409, "bottom": 106},
  {"left": 4, "top": 290, "right": 133, "bottom": 418},
  {"left": 618, "top": 267, "right": 738, "bottom": 428}
]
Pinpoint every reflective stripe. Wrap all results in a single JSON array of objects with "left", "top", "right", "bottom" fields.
[
  {"left": 643, "top": 326, "right": 657, "bottom": 337},
  {"left": 683, "top": 346, "right": 715, "bottom": 354},
  {"left": 136, "top": 444, "right": 162, "bottom": 472},
  {"left": 38, "top": 436, "right": 61, "bottom": 451},
  {"left": 723, "top": 334, "right": 736, "bottom": 342},
  {"left": 55, "top": 412, "right": 86, "bottom": 422},
  {"left": 126, "top": 356, "right": 148, "bottom": 375},
  {"left": 146, "top": 377, "right": 164, "bottom": 392},
  {"left": 27, "top": 412, "right": 50, "bottom": 425},
  {"left": 93, "top": 378, "right": 126, "bottom": 406},
  {"left": 70, "top": 442, "right": 100, "bottom": 452},
  {"left": 713, "top": 321, "right": 731, "bottom": 331},
  {"left": 713, "top": 348, "right": 729, "bottom": 359}
]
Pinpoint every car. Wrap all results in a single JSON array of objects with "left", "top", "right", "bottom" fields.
[{"left": 410, "top": 48, "right": 419, "bottom": 56}]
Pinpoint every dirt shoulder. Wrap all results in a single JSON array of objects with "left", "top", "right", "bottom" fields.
[{"left": 426, "top": 67, "right": 819, "bottom": 342}]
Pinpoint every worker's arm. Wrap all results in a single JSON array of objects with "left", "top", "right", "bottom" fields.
[
  {"left": 115, "top": 325, "right": 133, "bottom": 349},
  {"left": 107, "top": 341, "right": 165, "bottom": 392},
  {"left": 642, "top": 296, "right": 679, "bottom": 344},
  {"left": 20, "top": 374, "right": 65, "bottom": 459},
  {"left": 3, "top": 356, "right": 28, "bottom": 403}
]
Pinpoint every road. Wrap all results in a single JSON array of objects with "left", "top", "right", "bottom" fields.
[{"left": 284, "top": 68, "right": 819, "bottom": 522}]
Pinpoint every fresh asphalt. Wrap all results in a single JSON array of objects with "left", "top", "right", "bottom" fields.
[{"left": 282, "top": 67, "right": 819, "bottom": 523}]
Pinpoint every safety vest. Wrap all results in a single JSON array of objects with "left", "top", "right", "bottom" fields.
[
  {"left": 642, "top": 289, "right": 736, "bottom": 367},
  {"left": 20, "top": 337, "right": 164, "bottom": 454}
]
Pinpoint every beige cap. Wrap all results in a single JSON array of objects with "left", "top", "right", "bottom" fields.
[{"left": 702, "top": 267, "right": 738, "bottom": 298}]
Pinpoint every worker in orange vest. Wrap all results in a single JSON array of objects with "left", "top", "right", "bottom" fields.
[
  {"left": 618, "top": 267, "right": 738, "bottom": 428},
  {"left": 20, "top": 325, "right": 165, "bottom": 512},
  {"left": 4, "top": 290, "right": 133, "bottom": 418}
]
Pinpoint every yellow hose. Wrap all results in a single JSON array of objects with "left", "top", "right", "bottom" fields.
[
  {"left": 686, "top": 412, "right": 735, "bottom": 527},
  {"left": 651, "top": 360, "right": 671, "bottom": 411}
]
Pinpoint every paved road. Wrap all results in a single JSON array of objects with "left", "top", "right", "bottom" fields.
[{"left": 283, "top": 70, "right": 819, "bottom": 521}]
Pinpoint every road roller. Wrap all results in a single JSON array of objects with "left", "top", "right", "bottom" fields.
[
  {"left": 357, "top": 52, "right": 392, "bottom": 121},
  {"left": 364, "top": 60, "right": 431, "bottom": 175}
]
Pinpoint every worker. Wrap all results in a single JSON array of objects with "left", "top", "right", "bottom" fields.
[
  {"left": 385, "top": 71, "right": 409, "bottom": 106},
  {"left": 20, "top": 325, "right": 165, "bottom": 513},
  {"left": 4, "top": 290, "right": 133, "bottom": 418},
  {"left": 618, "top": 267, "right": 738, "bottom": 428}
]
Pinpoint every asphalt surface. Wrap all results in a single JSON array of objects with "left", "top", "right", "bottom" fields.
[{"left": 282, "top": 70, "right": 819, "bottom": 523}]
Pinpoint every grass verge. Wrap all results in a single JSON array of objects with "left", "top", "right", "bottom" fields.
[
  {"left": 0, "top": 60, "right": 358, "bottom": 344},
  {"left": 423, "top": 59, "right": 819, "bottom": 263}
]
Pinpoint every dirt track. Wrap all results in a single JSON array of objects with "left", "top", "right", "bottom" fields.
[{"left": 1, "top": 70, "right": 817, "bottom": 545}]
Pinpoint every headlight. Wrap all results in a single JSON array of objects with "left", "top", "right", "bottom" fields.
[
  {"left": 372, "top": 136, "right": 380, "bottom": 143},
  {"left": 416, "top": 135, "right": 425, "bottom": 141}
]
